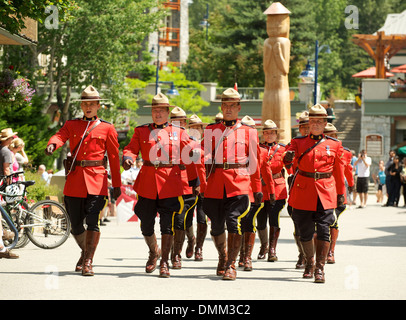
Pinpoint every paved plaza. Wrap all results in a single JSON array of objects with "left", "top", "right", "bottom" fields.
[{"left": 1, "top": 194, "right": 406, "bottom": 301}]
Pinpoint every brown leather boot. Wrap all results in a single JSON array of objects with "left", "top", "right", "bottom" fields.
[
  {"left": 257, "top": 228, "right": 268, "bottom": 260},
  {"left": 194, "top": 223, "right": 207, "bottom": 261},
  {"left": 185, "top": 226, "right": 195, "bottom": 259},
  {"left": 82, "top": 230, "right": 100, "bottom": 276},
  {"left": 144, "top": 234, "right": 160, "bottom": 273},
  {"left": 301, "top": 240, "right": 315, "bottom": 279},
  {"left": 268, "top": 227, "right": 280, "bottom": 262},
  {"left": 73, "top": 232, "right": 86, "bottom": 272},
  {"left": 172, "top": 229, "right": 185, "bottom": 269},
  {"left": 238, "top": 233, "right": 245, "bottom": 267},
  {"left": 223, "top": 233, "right": 242, "bottom": 280},
  {"left": 315, "top": 240, "right": 330, "bottom": 283},
  {"left": 294, "top": 234, "right": 305, "bottom": 269},
  {"left": 159, "top": 234, "right": 173, "bottom": 278},
  {"left": 243, "top": 232, "right": 255, "bottom": 271},
  {"left": 212, "top": 233, "right": 227, "bottom": 276},
  {"left": 327, "top": 228, "right": 339, "bottom": 264}
]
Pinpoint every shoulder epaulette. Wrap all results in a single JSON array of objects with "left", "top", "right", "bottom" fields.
[
  {"left": 100, "top": 119, "right": 112, "bottom": 125},
  {"left": 325, "top": 135, "right": 339, "bottom": 142},
  {"left": 343, "top": 147, "right": 350, "bottom": 152},
  {"left": 278, "top": 143, "right": 286, "bottom": 147},
  {"left": 136, "top": 123, "right": 150, "bottom": 128},
  {"left": 292, "top": 135, "right": 307, "bottom": 139},
  {"left": 189, "top": 136, "right": 197, "bottom": 141},
  {"left": 171, "top": 123, "right": 185, "bottom": 130},
  {"left": 205, "top": 122, "right": 218, "bottom": 127}
]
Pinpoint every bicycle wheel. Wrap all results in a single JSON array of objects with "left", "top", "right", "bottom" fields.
[
  {"left": 26, "top": 200, "right": 71, "bottom": 249},
  {"left": 1, "top": 201, "right": 30, "bottom": 249}
]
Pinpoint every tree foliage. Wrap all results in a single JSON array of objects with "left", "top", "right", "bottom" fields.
[{"left": 184, "top": 0, "right": 406, "bottom": 98}]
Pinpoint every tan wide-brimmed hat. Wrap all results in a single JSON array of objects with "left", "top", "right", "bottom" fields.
[
  {"left": 241, "top": 115, "right": 258, "bottom": 128},
  {"left": 292, "top": 110, "right": 309, "bottom": 128},
  {"left": 221, "top": 88, "right": 240, "bottom": 102},
  {"left": 170, "top": 106, "right": 187, "bottom": 119},
  {"left": 0, "top": 128, "right": 18, "bottom": 141},
  {"left": 214, "top": 112, "right": 223, "bottom": 122},
  {"left": 324, "top": 123, "right": 343, "bottom": 135},
  {"left": 188, "top": 114, "right": 208, "bottom": 127},
  {"left": 262, "top": 119, "right": 284, "bottom": 132},
  {"left": 72, "top": 85, "right": 107, "bottom": 102},
  {"left": 308, "top": 104, "right": 327, "bottom": 119},
  {"left": 144, "top": 92, "right": 175, "bottom": 108}
]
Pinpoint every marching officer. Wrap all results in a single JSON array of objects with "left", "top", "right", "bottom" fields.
[
  {"left": 324, "top": 122, "right": 355, "bottom": 264},
  {"left": 187, "top": 114, "right": 209, "bottom": 261},
  {"left": 45, "top": 85, "right": 122, "bottom": 276},
  {"left": 238, "top": 115, "right": 275, "bottom": 271},
  {"left": 169, "top": 106, "right": 199, "bottom": 269},
  {"left": 202, "top": 88, "right": 262, "bottom": 280},
  {"left": 122, "top": 93, "right": 199, "bottom": 278},
  {"left": 288, "top": 110, "right": 309, "bottom": 268},
  {"left": 256, "top": 120, "right": 287, "bottom": 262},
  {"left": 283, "top": 104, "right": 345, "bottom": 283}
]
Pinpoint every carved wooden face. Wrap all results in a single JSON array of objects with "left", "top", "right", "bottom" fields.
[{"left": 266, "top": 14, "right": 290, "bottom": 38}]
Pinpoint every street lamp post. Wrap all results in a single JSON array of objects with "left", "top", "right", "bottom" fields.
[
  {"left": 155, "top": 40, "right": 160, "bottom": 95},
  {"left": 313, "top": 40, "right": 331, "bottom": 105}
]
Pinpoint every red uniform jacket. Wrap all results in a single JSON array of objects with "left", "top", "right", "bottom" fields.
[
  {"left": 285, "top": 135, "right": 345, "bottom": 211},
  {"left": 123, "top": 123, "right": 196, "bottom": 200},
  {"left": 259, "top": 145, "right": 275, "bottom": 202},
  {"left": 47, "top": 117, "right": 121, "bottom": 198},
  {"left": 261, "top": 142, "right": 288, "bottom": 200},
  {"left": 202, "top": 121, "right": 261, "bottom": 199},
  {"left": 339, "top": 146, "right": 355, "bottom": 204}
]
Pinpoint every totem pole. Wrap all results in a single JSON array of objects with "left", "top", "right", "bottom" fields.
[{"left": 261, "top": 2, "right": 291, "bottom": 144}]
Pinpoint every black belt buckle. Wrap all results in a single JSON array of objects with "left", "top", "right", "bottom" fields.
[
  {"left": 223, "top": 162, "right": 229, "bottom": 170},
  {"left": 80, "top": 160, "right": 86, "bottom": 167},
  {"left": 314, "top": 172, "right": 323, "bottom": 180}
]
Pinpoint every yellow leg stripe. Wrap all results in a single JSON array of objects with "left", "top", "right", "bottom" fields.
[
  {"left": 184, "top": 196, "right": 199, "bottom": 230},
  {"left": 252, "top": 202, "right": 264, "bottom": 233},
  {"left": 237, "top": 198, "right": 251, "bottom": 236},
  {"left": 171, "top": 196, "right": 185, "bottom": 235}
]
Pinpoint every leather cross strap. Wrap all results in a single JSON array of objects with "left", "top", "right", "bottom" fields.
[{"left": 298, "top": 169, "right": 332, "bottom": 179}]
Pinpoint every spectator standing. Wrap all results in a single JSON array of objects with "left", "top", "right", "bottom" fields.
[
  {"left": 401, "top": 158, "right": 406, "bottom": 206},
  {"left": 9, "top": 137, "right": 28, "bottom": 181},
  {"left": 354, "top": 149, "right": 371, "bottom": 208},
  {"left": 372, "top": 160, "right": 386, "bottom": 204},
  {"left": 38, "top": 164, "right": 50, "bottom": 185},
  {"left": 325, "top": 103, "right": 335, "bottom": 124},
  {"left": 0, "top": 128, "right": 17, "bottom": 177},
  {"left": 386, "top": 156, "right": 402, "bottom": 207},
  {"left": 385, "top": 150, "right": 395, "bottom": 205},
  {"left": 350, "top": 150, "right": 358, "bottom": 205}
]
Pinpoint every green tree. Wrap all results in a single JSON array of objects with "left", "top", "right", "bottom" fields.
[
  {"left": 1, "top": 0, "right": 166, "bottom": 168},
  {"left": 0, "top": 0, "right": 77, "bottom": 34}
]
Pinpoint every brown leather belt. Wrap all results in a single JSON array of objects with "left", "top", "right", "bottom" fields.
[
  {"left": 144, "top": 160, "right": 185, "bottom": 170},
  {"left": 272, "top": 172, "right": 283, "bottom": 179},
  {"left": 298, "top": 169, "right": 332, "bottom": 180},
  {"left": 74, "top": 159, "right": 106, "bottom": 167},
  {"left": 213, "top": 163, "right": 249, "bottom": 170}
]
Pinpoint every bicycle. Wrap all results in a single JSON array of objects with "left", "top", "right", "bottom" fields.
[{"left": 0, "top": 171, "right": 71, "bottom": 249}]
